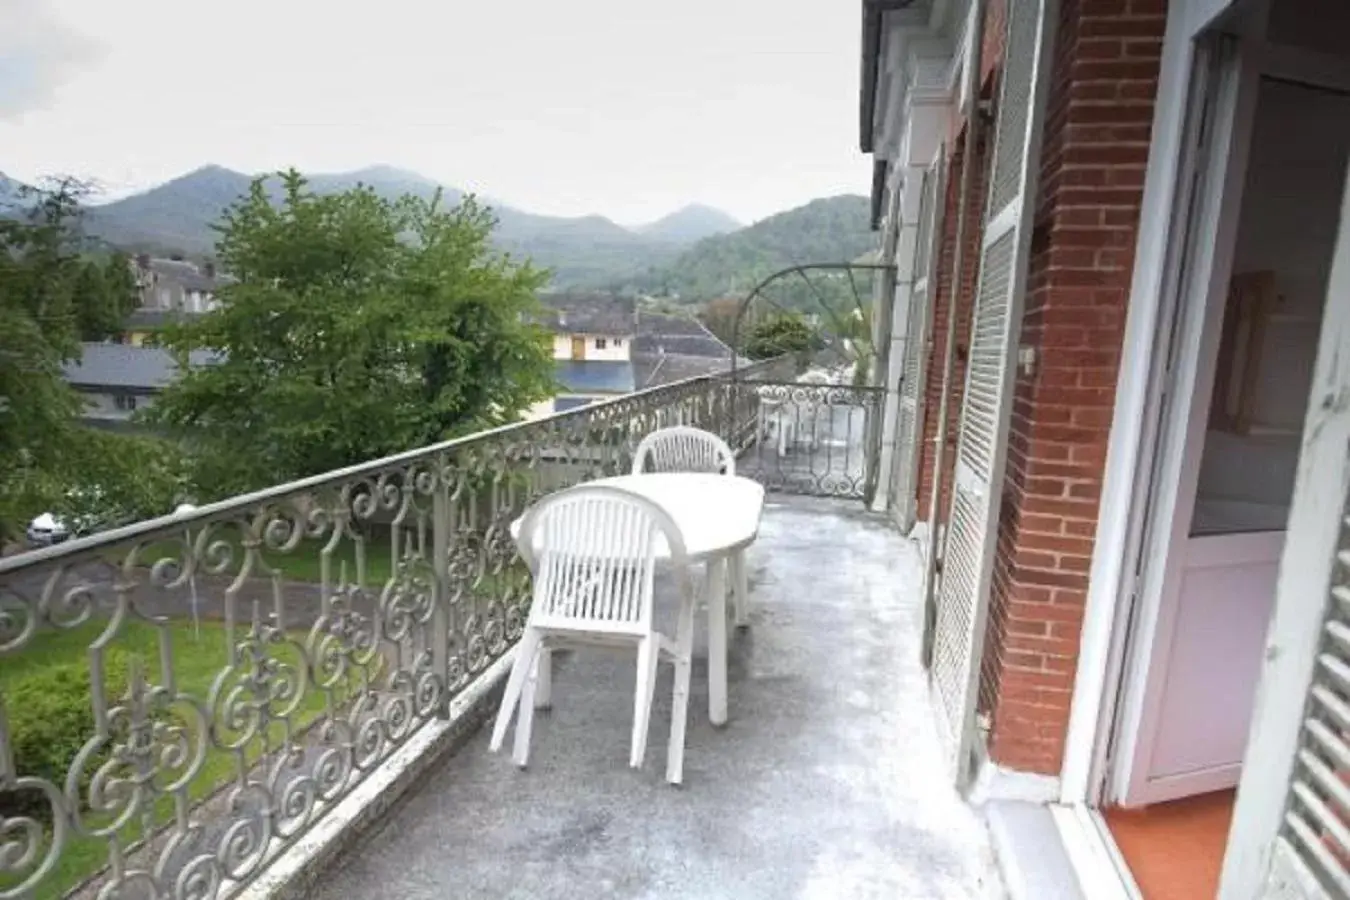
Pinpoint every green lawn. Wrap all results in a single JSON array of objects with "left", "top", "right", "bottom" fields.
[{"left": 0, "top": 619, "right": 335, "bottom": 899}]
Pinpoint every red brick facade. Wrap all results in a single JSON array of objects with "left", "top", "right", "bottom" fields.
[{"left": 980, "top": 0, "right": 1167, "bottom": 773}]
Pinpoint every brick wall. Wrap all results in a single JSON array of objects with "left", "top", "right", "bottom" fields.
[
  {"left": 981, "top": 0, "right": 1167, "bottom": 774},
  {"left": 915, "top": 126, "right": 989, "bottom": 524}
]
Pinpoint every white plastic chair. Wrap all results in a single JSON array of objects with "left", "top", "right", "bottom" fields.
[
  {"left": 489, "top": 485, "right": 698, "bottom": 784},
  {"left": 632, "top": 426, "right": 750, "bottom": 629}
]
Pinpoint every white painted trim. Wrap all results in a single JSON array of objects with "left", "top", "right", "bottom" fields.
[
  {"left": 982, "top": 200, "right": 1020, "bottom": 249},
  {"left": 1218, "top": 122, "right": 1350, "bottom": 900},
  {"left": 1050, "top": 803, "right": 1140, "bottom": 900},
  {"left": 969, "top": 758, "right": 1062, "bottom": 805},
  {"left": 1059, "top": 0, "right": 1207, "bottom": 804}
]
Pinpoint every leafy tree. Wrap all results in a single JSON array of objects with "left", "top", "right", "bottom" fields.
[
  {"left": 73, "top": 252, "right": 138, "bottom": 340},
  {"left": 148, "top": 171, "right": 556, "bottom": 498},
  {"left": 0, "top": 179, "right": 186, "bottom": 545},
  {"left": 745, "top": 315, "right": 817, "bottom": 361}
]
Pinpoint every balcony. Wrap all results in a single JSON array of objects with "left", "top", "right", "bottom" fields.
[{"left": 0, "top": 366, "right": 1000, "bottom": 900}]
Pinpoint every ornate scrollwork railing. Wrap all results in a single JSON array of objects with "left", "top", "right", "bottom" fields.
[{"left": 0, "top": 358, "right": 871, "bottom": 899}]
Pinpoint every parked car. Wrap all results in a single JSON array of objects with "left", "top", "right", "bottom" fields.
[{"left": 26, "top": 512, "right": 70, "bottom": 546}]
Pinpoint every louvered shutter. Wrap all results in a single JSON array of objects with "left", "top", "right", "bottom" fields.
[
  {"left": 929, "top": 0, "right": 1059, "bottom": 787},
  {"left": 1220, "top": 153, "right": 1350, "bottom": 900},
  {"left": 892, "top": 152, "right": 949, "bottom": 533}
]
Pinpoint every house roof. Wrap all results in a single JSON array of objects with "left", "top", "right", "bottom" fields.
[
  {"left": 537, "top": 293, "right": 637, "bottom": 337},
  {"left": 62, "top": 343, "right": 220, "bottom": 391},
  {"left": 634, "top": 311, "right": 734, "bottom": 359},
  {"left": 859, "top": 0, "right": 923, "bottom": 153},
  {"left": 634, "top": 353, "right": 733, "bottom": 389},
  {"left": 554, "top": 359, "right": 636, "bottom": 394}
]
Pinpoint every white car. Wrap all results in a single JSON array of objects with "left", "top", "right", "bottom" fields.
[{"left": 26, "top": 512, "right": 70, "bottom": 546}]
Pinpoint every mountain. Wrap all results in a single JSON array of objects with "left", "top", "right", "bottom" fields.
[
  {"left": 0, "top": 171, "right": 33, "bottom": 213},
  {"left": 616, "top": 195, "right": 875, "bottom": 303},
  {"left": 636, "top": 204, "right": 741, "bottom": 243},
  {"left": 79, "top": 165, "right": 716, "bottom": 284}
]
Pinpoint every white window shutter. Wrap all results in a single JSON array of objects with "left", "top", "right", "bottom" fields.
[
  {"left": 929, "top": 0, "right": 1060, "bottom": 788},
  {"left": 1220, "top": 156, "right": 1350, "bottom": 900},
  {"left": 892, "top": 154, "right": 948, "bottom": 533}
]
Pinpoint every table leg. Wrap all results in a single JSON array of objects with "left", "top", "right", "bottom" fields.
[{"left": 707, "top": 556, "right": 728, "bottom": 727}]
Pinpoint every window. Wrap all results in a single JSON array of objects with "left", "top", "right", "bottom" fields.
[
  {"left": 614, "top": 338, "right": 622, "bottom": 347},
  {"left": 114, "top": 394, "right": 138, "bottom": 412},
  {"left": 595, "top": 338, "right": 608, "bottom": 350}
]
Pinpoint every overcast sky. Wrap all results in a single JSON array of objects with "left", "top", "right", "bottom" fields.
[{"left": 0, "top": 0, "right": 871, "bottom": 225}]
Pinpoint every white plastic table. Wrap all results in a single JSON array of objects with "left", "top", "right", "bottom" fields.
[{"left": 511, "top": 472, "right": 765, "bottom": 726}]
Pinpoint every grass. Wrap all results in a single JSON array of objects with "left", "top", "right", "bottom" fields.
[{"left": 0, "top": 619, "right": 334, "bottom": 900}]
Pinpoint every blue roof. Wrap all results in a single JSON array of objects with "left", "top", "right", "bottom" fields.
[{"left": 554, "top": 360, "right": 635, "bottom": 394}]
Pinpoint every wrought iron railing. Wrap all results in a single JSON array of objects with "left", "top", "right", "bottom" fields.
[{"left": 0, "top": 360, "right": 874, "bottom": 899}]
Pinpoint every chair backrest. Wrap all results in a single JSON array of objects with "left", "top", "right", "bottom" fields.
[
  {"left": 515, "top": 485, "right": 692, "bottom": 633},
  {"left": 631, "top": 426, "right": 735, "bottom": 476}
]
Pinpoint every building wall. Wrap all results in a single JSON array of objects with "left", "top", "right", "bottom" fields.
[
  {"left": 77, "top": 389, "right": 153, "bottom": 422},
  {"left": 979, "top": 0, "right": 1168, "bottom": 775},
  {"left": 550, "top": 334, "right": 632, "bottom": 362}
]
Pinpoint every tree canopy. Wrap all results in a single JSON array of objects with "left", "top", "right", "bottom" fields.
[
  {"left": 147, "top": 171, "right": 556, "bottom": 497},
  {"left": 0, "top": 179, "right": 184, "bottom": 545},
  {"left": 745, "top": 315, "right": 817, "bottom": 361}
]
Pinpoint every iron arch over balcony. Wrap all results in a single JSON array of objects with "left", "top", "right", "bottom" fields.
[{"left": 723, "top": 261, "right": 897, "bottom": 504}]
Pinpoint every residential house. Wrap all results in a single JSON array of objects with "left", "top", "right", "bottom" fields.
[
  {"left": 61, "top": 342, "right": 217, "bottom": 428},
  {"left": 527, "top": 293, "right": 640, "bottom": 417},
  {"left": 527, "top": 294, "right": 740, "bottom": 416},
  {"left": 124, "top": 256, "right": 225, "bottom": 345},
  {"left": 864, "top": 0, "right": 1350, "bottom": 897}
]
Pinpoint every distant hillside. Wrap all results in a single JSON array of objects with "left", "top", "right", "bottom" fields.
[
  {"left": 78, "top": 165, "right": 738, "bottom": 286},
  {"left": 614, "top": 195, "right": 875, "bottom": 303},
  {"left": 636, "top": 204, "right": 741, "bottom": 242}
]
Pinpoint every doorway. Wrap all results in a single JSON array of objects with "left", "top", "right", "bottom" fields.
[{"left": 1102, "top": 71, "right": 1350, "bottom": 900}]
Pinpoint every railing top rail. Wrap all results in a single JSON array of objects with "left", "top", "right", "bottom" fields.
[{"left": 0, "top": 359, "right": 782, "bottom": 576}]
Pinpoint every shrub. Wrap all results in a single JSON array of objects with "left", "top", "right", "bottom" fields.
[{"left": 1, "top": 651, "right": 130, "bottom": 820}]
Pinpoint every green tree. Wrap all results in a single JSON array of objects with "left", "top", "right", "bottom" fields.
[
  {"left": 0, "top": 179, "right": 185, "bottom": 545},
  {"left": 72, "top": 252, "right": 139, "bottom": 341},
  {"left": 745, "top": 314, "right": 817, "bottom": 360},
  {"left": 148, "top": 171, "right": 555, "bottom": 497}
]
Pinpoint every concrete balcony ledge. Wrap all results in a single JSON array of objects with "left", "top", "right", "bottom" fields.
[{"left": 301, "top": 496, "right": 1005, "bottom": 900}]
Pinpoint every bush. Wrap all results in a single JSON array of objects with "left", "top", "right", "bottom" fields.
[{"left": 1, "top": 651, "right": 130, "bottom": 819}]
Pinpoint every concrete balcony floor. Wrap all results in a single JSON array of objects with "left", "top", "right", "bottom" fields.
[{"left": 305, "top": 495, "right": 1004, "bottom": 900}]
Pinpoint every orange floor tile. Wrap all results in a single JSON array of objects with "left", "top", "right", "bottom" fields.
[{"left": 1104, "top": 789, "right": 1236, "bottom": 900}]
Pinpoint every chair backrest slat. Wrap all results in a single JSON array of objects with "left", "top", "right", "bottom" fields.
[
  {"left": 632, "top": 426, "right": 735, "bottom": 477},
  {"left": 517, "top": 485, "right": 691, "bottom": 633}
]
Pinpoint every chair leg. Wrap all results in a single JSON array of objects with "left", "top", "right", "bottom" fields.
[
  {"left": 534, "top": 648, "right": 553, "bottom": 710},
  {"left": 630, "top": 636, "right": 658, "bottom": 769},
  {"left": 513, "top": 640, "right": 542, "bottom": 768},
  {"left": 666, "top": 595, "right": 697, "bottom": 785},
  {"left": 732, "top": 551, "right": 750, "bottom": 628},
  {"left": 707, "top": 558, "right": 729, "bottom": 727},
  {"left": 490, "top": 629, "right": 540, "bottom": 753}
]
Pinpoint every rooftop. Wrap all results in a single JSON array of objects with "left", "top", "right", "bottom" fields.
[
  {"left": 305, "top": 496, "right": 1003, "bottom": 900},
  {"left": 61, "top": 342, "right": 220, "bottom": 391},
  {"left": 538, "top": 292, "right": 638, "bottom": 337}
]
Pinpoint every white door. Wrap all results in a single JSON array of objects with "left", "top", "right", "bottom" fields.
[
  {"left": 1112, "top": 72, "right": 1350, "bottom": 807},
  {"left": 928, "top": 0, "right": 1059, "bottom": 787},
  {"left": 1218, "top": 152, "right": 1350, "bottom": 899},
  {"left": 891, "top": 155, "right": 947, "bottom": 533}
]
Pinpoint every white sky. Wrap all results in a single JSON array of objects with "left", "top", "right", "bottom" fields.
[{"left": 0, "top": 0, "right": 872, "bottom": 225}]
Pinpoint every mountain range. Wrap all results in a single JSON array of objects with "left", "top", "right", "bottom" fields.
[
  {"left": 1, "top": 165, "right": 874, "bottom": 301},
  {"left": 64, "top": 165, "right": 742, "bottom": 286}
]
